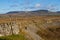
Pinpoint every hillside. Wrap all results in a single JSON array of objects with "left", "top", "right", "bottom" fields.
[{"left": 0, "top": 10, "right": 60, "bottom": 40}]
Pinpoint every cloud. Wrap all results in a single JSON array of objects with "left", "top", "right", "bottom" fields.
[
  {"left": 47, "top": 4, "right": 57, "bottom": 11},
  {"left": 10, "top": 4, "right": 18, "bottom": 7},
  {"left": 35, "top": 3, "right": 41, "bottom": 8},
  {"left": 26, "top": 3, "right": 41, "bottom": 9}
]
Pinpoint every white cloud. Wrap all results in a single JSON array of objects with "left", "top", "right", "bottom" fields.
[
  {"left": 35, "top": 3, "right": 41, "bottom": 8},
  {"left": 47, "top": 4, "right": 57, "bottom": 11}
]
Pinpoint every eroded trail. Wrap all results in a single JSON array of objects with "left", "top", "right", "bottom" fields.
[
  {"left": 25, "top": 30, "right": 43, "bottom": 40},
  {"left": 22, "top": 26, "right": 44, "bottom": 40}
]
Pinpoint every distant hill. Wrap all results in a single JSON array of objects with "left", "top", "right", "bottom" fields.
[
  {"left": 6, "top": 10, "right": 60, "bottom": 16},
  {"left": 7, "top": 11, "right": 25, "bottom": 14},
  {"left": 7, "top": 10, "right": 49, "bottom": 14},
  {"left": 57, "top": 11, "right": 60, "bottom": 13}
]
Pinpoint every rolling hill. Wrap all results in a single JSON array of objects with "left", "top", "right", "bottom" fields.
[{"left": 6, "top": 10, "right": 60, "bottom": 16}]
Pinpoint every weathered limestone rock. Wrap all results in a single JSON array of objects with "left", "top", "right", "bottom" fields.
[{"left": 0, "top": 22, "right": 20, "bottom": 36}]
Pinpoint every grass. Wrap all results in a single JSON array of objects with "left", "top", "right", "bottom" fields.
[{"left": 0, "top": 34, "right": 27, "bottom": 40}]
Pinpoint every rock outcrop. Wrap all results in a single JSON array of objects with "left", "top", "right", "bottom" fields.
[{"left": 0, "top": 22, "right": 19, "bottom": 36}]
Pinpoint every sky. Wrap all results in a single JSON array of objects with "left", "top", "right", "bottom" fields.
[{"left": 0, "top": 0, "right": 60, "bottom": 14}]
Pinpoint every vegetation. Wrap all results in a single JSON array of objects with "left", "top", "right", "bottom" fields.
[{"left": 0, "top": 34, "right": 27, "bottom": 40}]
